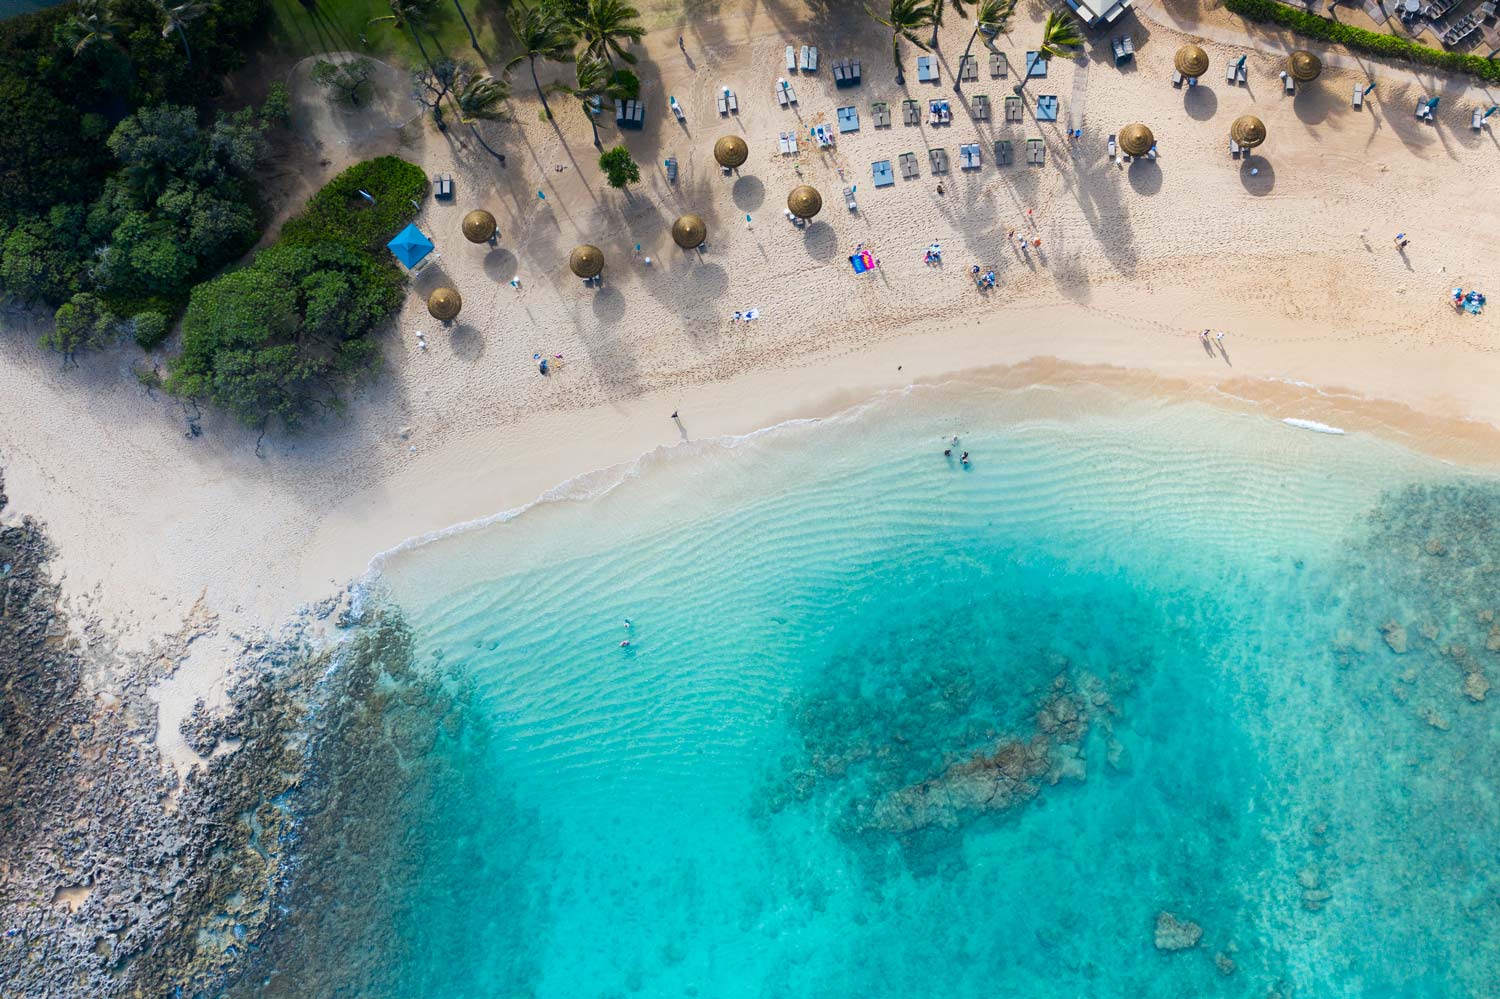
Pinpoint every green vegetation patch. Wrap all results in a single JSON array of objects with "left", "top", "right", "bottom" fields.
[
  {"left": 1226, "top": 0, "right": 1500, "bottom": 83},
  {"left": 165, "top": 158, "right": 425, "bottom": 430}
]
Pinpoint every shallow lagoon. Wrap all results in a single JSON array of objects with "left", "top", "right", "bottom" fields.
[{"left": 234, "top": 383, "right": 1500, "bottom": 998}]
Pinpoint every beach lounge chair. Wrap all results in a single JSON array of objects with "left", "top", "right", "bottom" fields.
[
  {"left": 433, "top": 173, "right": 454, "bottom": 199},
  {"left": 779, "top": 80, "right": 798, "bottom": 106},
  {"left": 1147, "top": 142, "right": 1157, "bottom": 161},
  {"left": 1352, "top": 84, "right": 1363, "bottom": 109},
  {"left": 917, "top": 56, "right": 937, "bottom": 83},
  {"left": 664, "top": 157, "right": 677, "bottom": 182},
  {"left": 786, "top": 45, "right": 797, "bottom": 72},
  {"left": 616, "top": 100, "right": 645, "bottom": 128},
  {"left": 843, "top": 185, "right": 857, "bottom": 211},
  {"left": 1027, "top": 138, "right": 1044, "bottom": 165},
  {"left": 1005, "top": 95, "right": 1022, "bottom": 122},
  {"left": 1171, "top": 69, "right": 1183, "bottom": 87},
  {"left": 1473, "top": 108, "right": 1485, "bottom": 129},
  {"left": 837, "top": 105, "right": 860, "bottom": 132},
  {"left": 899, "top": 151, "right": 919, "bottom": 179},
  {"left": 960, "top": 56, "right": 979, "bottom": 82},
  {"left": 902, "top": 99, "right": 920, "bottom": 125},
  {"left": 872, "top": 159, "right": 894, "bottom": 187},
  {"left": 1036, "top": 95, "right": 1058, "bottom": 122},
  {"left": 777, "top": 85, "right": 789, "bottom": 107},
  {"left": 928, "top": 99, "right": 951, "bottom": 125},
  {"left": 717, "top": 90, "right": 728, "bottom": 114},
  {"left": 1026, "top": 51, "right": 1047, "bottom": 77},
  {"left": 1112, "top": 35, "right": 1134, "bottom": 64},
  {"left": 801, "top": 45, "right": 818, "bottom": 72},
  {"left": 972, "top": 94, "right": 990, "bottom": 120},
  {"left": 670, "top": 96, "right": 685, "bottom": 121},
  {"left": 1107, "top": 133, "right": 1117, "bottom": 158},
  {"left": 1281, "top": 71, "right": 1294, "bottom": 94},
  {"left": 995, "top": 139, "right": 1013, "bottom": 165},
  {"left": 1229, "top": 137, "right": 1242, "bottom": 157},
  {"left": 929, "top": 148, "right": 949, "bottom": 173},
  {"left": 1227, "top": 60, "right": 1237, "bottom": 84},
  {"left": 873, "top": 102, "right": 891, "bottom": 127},
  {"left": 959, "top": 143, "right": 981, "bottom": 169},
  {"left": 1416, "top": 98, "right": 1434, "bottom": 120},
  {"left": 833, "top": 59, "right": 862, "bottom": 87},
  {"left": 813, "top": 123, "right": 835, "bottom": 147},
  {"left": 991, "top": 52, "right": 1008, "bottom": 78},
  {"left": 779, "top": 131, "right": 798, "bottom": 155}
]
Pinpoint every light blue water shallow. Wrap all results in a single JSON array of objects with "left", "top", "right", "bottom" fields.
[{"left": 245, "top": 382, "right": 1500, "bottom": 999}]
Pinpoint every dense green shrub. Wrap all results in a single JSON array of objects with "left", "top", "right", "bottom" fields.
[
  {"left": 0, "top": 206, "right": 88, "bottom": 305},
  {"left": 278, "top": 157, "right": 429, "bottom": 255},
  {"left": 40, "top": 292, "right": 116, "bottom": 357},
  {"left": 166, "top": 159, "right": 422, "bottom": 429},
  {"left": 1226, "top": 0, "right": 1500, "bottom": 83},
  {"left": 598, "top": 145, "right": 640, "bottom": 189},
  {"left": 131, "top": 311, "right": 169, "bottom": 350}
]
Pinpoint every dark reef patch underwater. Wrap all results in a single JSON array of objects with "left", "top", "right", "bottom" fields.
[{"left": 5, "top": 399, "right": 1500, "bottom": 999}]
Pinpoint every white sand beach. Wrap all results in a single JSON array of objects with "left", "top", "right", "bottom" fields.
[{"left": 3, "top": 0, "right": 1499, "bottom": 738}]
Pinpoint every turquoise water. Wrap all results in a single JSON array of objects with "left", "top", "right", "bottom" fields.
[{"left": 234, "top": 382, "right": 1500, "bottom": 998}]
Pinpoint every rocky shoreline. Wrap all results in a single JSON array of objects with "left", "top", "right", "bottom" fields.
[{"left": 0, "top": 471, "right": 378, "bottom": 997}]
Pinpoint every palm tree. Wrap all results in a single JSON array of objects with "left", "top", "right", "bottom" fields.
[
  {"left": 454, "top": 73, "right": 509, "bottom": 123},
  {"left": 152, "top": 0, "right": 203, "bottom": 65},
  {"left": 576, "top": 0, "right": 645, "bottom": 66},
  {"left": 953, "top": 0, "right": 1014, "bottom": 94},
  {"left": 451, "top": 0, "right": 482, "bottom": 53},
  {"left": 867, "top": 0, "right": 935, "bottom": 86},
  {"left": 1013, "top": 10, "right": 1081, "bottom": 94},
  {"left": 506, "top": 1, "right": 576, "bottom": 120},
  {"left": 928, "top": 0, "right": 966, "bottom": 48},
  {"left": 67, "top": 0, "right": 120, "bottom": 57},
  {"left": 368, "top": 0, "right": 442, "bottom": 63},
  {"left": 570, "top": 56, "right": 634, "bottom": 148}
]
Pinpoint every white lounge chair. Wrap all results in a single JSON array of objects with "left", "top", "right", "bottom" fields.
[
  {"left": 1282, "top": 71, "right": 1295, "bottom": 94},
  {"left": 1473, "top": 108, "right": 1485, "bottom": 129},
  {"left": 1171, "top": 69, "right": 1183, "bottom": 87},
  {"left": 1352, "top": 84, "right": 1363, "bottom": 109},
  {"left": 670, "top": 96, "right": 685, "bottom": 121},
  {"left": 1229, "top": 138, "right": 1242, "bottom": 157},
  {"left": 1107, "top": 134, "right": 1117, "bottom": 158},
  {"left": 786, "top": 46, "right": 797, "bottom": 72}
]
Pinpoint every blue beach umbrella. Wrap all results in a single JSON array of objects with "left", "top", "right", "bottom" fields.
[{"left": 387, "top": 223, "right": 435, "bottom": 269}]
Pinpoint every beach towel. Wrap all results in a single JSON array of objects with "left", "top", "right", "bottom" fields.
[{"left": 849, "top": 248, "right": 877, "bottom": 274}]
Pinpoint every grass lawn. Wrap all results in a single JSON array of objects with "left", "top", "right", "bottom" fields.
[{"left": 264, "top": 0, "right": 513, "bottom": 70}]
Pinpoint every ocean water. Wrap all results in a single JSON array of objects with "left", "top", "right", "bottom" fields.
[{"left": 231, "top": 382, "right": 1500, "bottom": 999}]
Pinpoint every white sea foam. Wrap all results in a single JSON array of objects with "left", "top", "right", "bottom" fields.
[{"left": 1282, "top": 418, "right": 1347, "bottom": 435}]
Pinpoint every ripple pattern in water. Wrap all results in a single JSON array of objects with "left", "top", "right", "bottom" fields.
[{"left": 260, "top": 386, "right": 1500, "bottom": 999}]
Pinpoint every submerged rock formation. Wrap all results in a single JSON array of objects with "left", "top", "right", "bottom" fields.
[{"left": 1153, "top": 911, "right": 1203, "bottom": 952}]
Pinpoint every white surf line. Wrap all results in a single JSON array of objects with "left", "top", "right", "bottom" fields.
[{"left": 1282, "top": 418, "right": 1347, "bottom": 435}]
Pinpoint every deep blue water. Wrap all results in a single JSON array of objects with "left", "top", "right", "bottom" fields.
[{"left": 233, "top": 384, "right": 1500, "bottom": 998}]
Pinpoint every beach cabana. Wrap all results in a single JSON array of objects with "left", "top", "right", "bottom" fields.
[
  {"left": 427, "top": 287, "right": 462, "bottom": 322},
  {"left": 1174, "top": 44, "right": 1209, "bottom": 80},
  {"left": 787, "top": 184, "right": 822, "bottom": 220},
  {"left": 1119, "top": 122, "right": 1154, "bottom": 157},
  {"left": 714, "top": 135, "right": 749, "bottom": 170},
  {"left": 569, "top": 244, "right": 605, "bottom": 279},
  {"left": 1230, "top": 114, "right": 1266, "bottom": 149},
  {"left": 1287, "top": 50, "right": 1322, "bottom": 83},
  {"left": 461, "top": 209, "right": 497, "bottom": 244},
  {"left": 387, "top": 224, "right": 434, "bottom": 270},
  {"left": 672, "top": 214, "right": 707, "bottom": 250}
]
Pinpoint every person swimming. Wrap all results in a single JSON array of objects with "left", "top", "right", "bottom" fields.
[{"left": 960, "top": 451, "right": 970, "bottom": 465}]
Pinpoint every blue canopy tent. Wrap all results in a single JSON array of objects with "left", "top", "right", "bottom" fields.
[{"left": 388, "top": 224, "right": 435, "bottom": 269}]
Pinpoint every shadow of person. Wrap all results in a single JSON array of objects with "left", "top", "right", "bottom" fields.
[
  {"left": 592, "top": 285, "right": 626, "bottom": 325},
  {"left": 803, "top": 221, "right": 838, "bottom": 260},
  {"left": 482, "top": 248, "right": 519, "bottom": 283},
  {"left": 672, "top": 413, "right": 688, "bottom": 440},
  {"left": 1217, "top": 343, "right": 1232, "bottom": 366},
  {"left": 1127, "top": 160, "right": 1162, "bottom": 196},
  {"left": 732, "top": 174, "right": 766, "bottom": 211},
  {"left": 1240, "top": 156, "right": 1275, "bottom": 196}
]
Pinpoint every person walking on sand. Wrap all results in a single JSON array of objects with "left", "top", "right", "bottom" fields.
[
  {"left": 1215, "top": 330, "right": 1226, "bottom": 346},
  {"left": 679, "top": 35, "right": 685, "bottom": 51}
]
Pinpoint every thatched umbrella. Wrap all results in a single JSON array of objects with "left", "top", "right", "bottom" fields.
[
  {"left": 1119, "top": 123, "right": 1155, "bottom": 157},
  {"left": 672, "top": 214, "right": 707, "bottom": 250},
  {"left": 714, "top": 135, "right": 749, "bottom": 169},
  {"left": 1231, "top": 114, "right": 1267, "bottom": 149},
  {"left": 1287, "top": 49, "right": 1321, "bottom": 83},
  {"left": 569, "top": 244, "right": 605, "bottom": 279},
  {"left": 461, "top": 209, "right": 496, "bottom": 243},
  {"left": 1175, "top": 44, "right": 1209, "bottom": 79},
  {"left": 427, "top": 287, "right": 462, "bottom": 321},
  {"left": 787, "top": 184, "right": 822, "bottom": 220}
]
